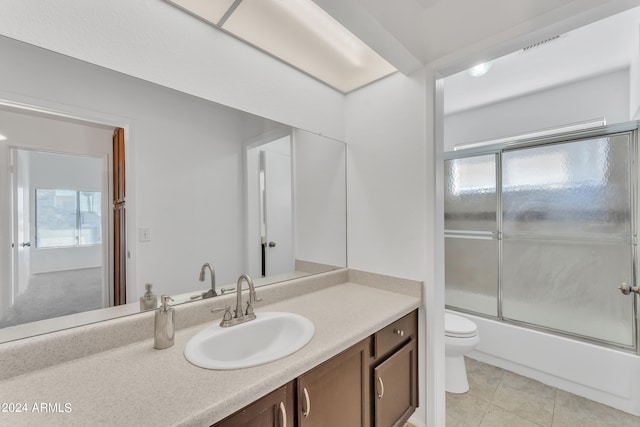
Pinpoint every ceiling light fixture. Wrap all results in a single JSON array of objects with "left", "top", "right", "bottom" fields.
[
  {"left": 0, "top": 134, "right": 7, "bottom": 141},
  {"left": 270, "top": 0, "right": 365, "bottom": 66},
  {"left": 165, "top": 0, "right": 396, "bottom": 93},
  {"left": 468, "top": 61, "right": 493, "bottom": 77}
]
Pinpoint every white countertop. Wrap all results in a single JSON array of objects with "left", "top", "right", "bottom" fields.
[{"left": 0, "top": 279, "right": 421, "bottom": 426}]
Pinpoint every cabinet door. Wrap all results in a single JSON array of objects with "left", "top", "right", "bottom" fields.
[
  {"left": 298, "top": 338, "right": 370, "bottom": 427},
  {"left": 373, "top": 340, "right": 417, "bottom": 427},
  {"left": 213, "top": 381, "right": 294, "bottom": 427}
]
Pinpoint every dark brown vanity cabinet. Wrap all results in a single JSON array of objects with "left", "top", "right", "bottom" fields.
[
  {"left": 297, "top": 338, "right": 371, "bottom": 427},
  {"left": 213, "top": 310, "right": 418, "bottom": 427},
  {"left": 213, "top": 381, "right": 295, "bottom": 427},
  {"left": 371, "top": 310, "right": 418, "bottom": 427}
]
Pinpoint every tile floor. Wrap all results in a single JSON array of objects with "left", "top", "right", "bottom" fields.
[{"left": 447, "top": 357, "right": 640, "bottom": 426}]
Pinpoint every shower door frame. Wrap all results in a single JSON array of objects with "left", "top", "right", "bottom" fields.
[{"left": 445, "top": 120, "right": 640, "bottom": 354}]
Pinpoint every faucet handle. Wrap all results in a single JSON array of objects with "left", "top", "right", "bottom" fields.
[
  {"left": 245, "top": 289, "right": 263, "bottom": 316},
  {"left": 212, "top": 305, "right": 233, "bottom": 321}
]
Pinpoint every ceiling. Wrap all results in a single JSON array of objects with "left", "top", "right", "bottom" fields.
[
  {"left": 314, "top": 0, "right": 640, "bottom": 75},
  {"left": 164, "top": 0, "right": 640, "bottom": 97},
  {"left": 444, "top": 5, "right": 640, "bottom": 114}
]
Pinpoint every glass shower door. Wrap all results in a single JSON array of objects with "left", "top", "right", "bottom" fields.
[
  {"left": 444, "top": 154, "right": 499, "bottom": 317},
  {"left": 501, "top": 135, "right": 635, "bottom": 347}
]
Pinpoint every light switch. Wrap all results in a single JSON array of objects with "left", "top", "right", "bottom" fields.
[{"left": 139, "top": 227, "right": 151, "bottom": 242}]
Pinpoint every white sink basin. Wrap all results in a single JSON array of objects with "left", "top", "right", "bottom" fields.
[{"left": 184, "top": 312, "right": 315, "bottom": 370}]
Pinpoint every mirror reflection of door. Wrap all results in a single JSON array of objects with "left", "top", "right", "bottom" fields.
[
  {"left": 11, "top": 149, "right": 30, "bottom": 300},
  {"left": 261, "top": 140, "right": 294, "bottom": 276},
  {"left": 0, "top": 107, "right": 119, "bottom": 328},
  {"left": 247, "top": 136, "right": 295, "bottom": 278}
]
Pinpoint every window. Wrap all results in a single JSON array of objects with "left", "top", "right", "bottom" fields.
[
  {"left": 449, "top": 137, "right": 610, "bottom": 196},
  {"left": 35, "top": 189, "right": 102, "bottom": 248}
]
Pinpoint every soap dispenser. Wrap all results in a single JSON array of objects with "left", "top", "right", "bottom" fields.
[
  {"left": 154, "top": 295, "right": 175, "bottom": 350},
  {"left": 140, "top": 283, "right": 158, "bottom": 311}
]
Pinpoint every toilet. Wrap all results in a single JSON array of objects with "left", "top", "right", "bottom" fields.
[{"left": 445, "top": 312, "right": 480, "bottom": 394}]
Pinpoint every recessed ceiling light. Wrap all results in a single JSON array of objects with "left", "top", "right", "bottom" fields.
[
  {"left": 0, "top": 134, "right": 7, "bottom": 141},
  {"left": 468, "top": 62, "right": 493, "bottom": 77}
]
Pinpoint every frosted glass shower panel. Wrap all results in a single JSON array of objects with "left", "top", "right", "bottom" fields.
[
  {"left": 445, "top": 236, "right": 498, "bottom": 316},
  {"left": 502, "top": 239, "right": 634, "bottom": 346},
  {"left": 445, "top": 155, "right": 497, "bottom": 231},
  {"left": 502, "top": 136, "right": 631, "bottom": 236}
]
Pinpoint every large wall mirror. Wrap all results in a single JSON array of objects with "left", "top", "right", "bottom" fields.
[{"left": 0, "top": 36, "right": 346, "bottom": 343}]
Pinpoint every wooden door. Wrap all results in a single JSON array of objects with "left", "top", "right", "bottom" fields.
[
  {"left": 298, "top": 338, "right": 371, "bottom": 427},
  {"left": 112, "top": 128, "right": 126, "bottom": 305},
  {"left": 373, "top": 340, "right": 417, "bottom": 427},
  {"left": 213, "top": 382, "right": 294, "bottom": 427}
]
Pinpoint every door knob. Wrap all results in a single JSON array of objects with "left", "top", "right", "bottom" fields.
[
  {"left": 268, "top": 241, "right": 276, "bottom": 248},
  {"left": 20, "top": 242, "right": 31, "bottom": 247},
  {"left": 618, "top": 282, "right": 640, "bottom": 295}
]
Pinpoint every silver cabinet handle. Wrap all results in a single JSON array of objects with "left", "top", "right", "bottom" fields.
[
  {"left": 278, "top": 401, "right": 287, "bottom": 427},
  {"left": 393, "top": 328, "right": 405, "bottom": 337},
  {"left": 302, "top": 387, "right": 311, "bottom": 418},
  {"left": 377, "top": 377, "right": 385, "bottom": 399}
]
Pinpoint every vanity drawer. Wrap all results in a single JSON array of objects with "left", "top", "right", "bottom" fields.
[{"left": 374, "top": 310, "right": 417, "bottom": 360}]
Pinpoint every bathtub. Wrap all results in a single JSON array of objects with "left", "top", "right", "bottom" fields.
[{"left": 450, "top": 310, "right": 640, "bottom": 416}]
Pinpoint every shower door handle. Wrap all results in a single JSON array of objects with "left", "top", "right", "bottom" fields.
[{"left": 618, "top": 282, "right": 640, "bottom": 295}]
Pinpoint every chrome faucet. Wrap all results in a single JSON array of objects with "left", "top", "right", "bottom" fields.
[
  {"left": 191, "top": 263, "right": 217, "bottom": 300},
  {"left": 213, "top": 273, "right": 261, "bottom": 327},
  {"left": 234, "top": 273, "right": 259, "bottom": 319}
]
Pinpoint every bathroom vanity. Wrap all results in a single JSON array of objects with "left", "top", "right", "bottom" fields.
[
  {"left": 0, "top": 269, "right": 421, "bottom": 426},
  {"left": 215, "top": 310, "right": 418, "bottom": 427}
]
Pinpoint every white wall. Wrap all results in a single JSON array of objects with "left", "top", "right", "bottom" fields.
[
  {"left": 444, "top": 68, "right": 630, "bottom": 150},
  {"left": 631, "top": 23, "right": 640, "bottom": 119},
  {"left": 345, "top": 71, "right": 445, "bottom": 427},
  {"left": 345, "top": 72, "right": 427, "bottom": 279},
  {"left": 0, "top": 0, "right": 345, "bottom": 141}
]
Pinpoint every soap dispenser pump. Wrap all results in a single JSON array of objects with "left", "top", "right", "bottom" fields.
[
  {"left": 154, "top": 295, "right": 175, "bottom": 350},
  {"left": 140, "top": 283, "right": 158, "bottom": 311}
]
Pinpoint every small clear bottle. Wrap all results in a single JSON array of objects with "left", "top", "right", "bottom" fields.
[{"left": 139, "top": 283, "right": 158, "bottom": 311}]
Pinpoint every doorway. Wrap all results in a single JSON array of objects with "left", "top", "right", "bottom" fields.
[
  {"left": 2, "top": 148, "right": 108, "bottom": 326},
  {"left": 0, "top": 106, "right": 120, "bottom": 327},
  {"left": 246, "top": 136, "right": 295, "bottom": 278}
]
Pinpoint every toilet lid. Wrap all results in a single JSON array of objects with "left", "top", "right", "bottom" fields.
[{"left": 445, "top": 313, "right": 478, "bottom": 338}]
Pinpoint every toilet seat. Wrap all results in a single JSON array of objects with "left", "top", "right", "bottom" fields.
[{"left": 445, "top": 313, "right": 478, "bottom": 338}]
